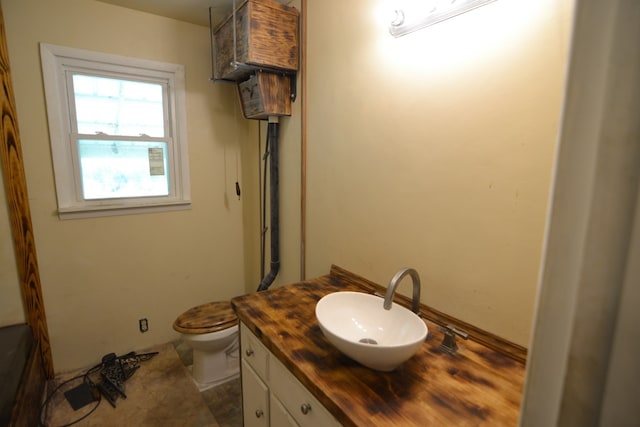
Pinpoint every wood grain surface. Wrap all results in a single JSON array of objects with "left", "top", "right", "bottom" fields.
[
  {"left": 173, "top": 301, "right": 238, "bottom": 334},
  {"left": 213, "top": 0, "right": 299, "bottom": 81},
  {"left": 238, "top": 71, "right": 292, "bottom": 119},
  {"left": 232, "top": 265, "right": 526, "bottom": 426},
  {"left": 0, "top": 4, "right": 53, "bottom": 379}
]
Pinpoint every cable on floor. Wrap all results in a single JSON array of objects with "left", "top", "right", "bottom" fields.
[{"left": 39, "top": 363, "right": 102, "bottom": 427}]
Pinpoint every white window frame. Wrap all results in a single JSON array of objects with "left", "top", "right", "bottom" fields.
[{"left": 40, "top": 43, "right": 191, "bottom": 219}]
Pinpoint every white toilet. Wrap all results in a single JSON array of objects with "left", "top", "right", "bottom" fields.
[{"left": 173, "top": 301, "right": 240, "bottom": 391}]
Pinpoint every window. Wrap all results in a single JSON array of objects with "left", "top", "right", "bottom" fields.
[{"left": 40, "top": 43, "right": 191, "bottom": 219}]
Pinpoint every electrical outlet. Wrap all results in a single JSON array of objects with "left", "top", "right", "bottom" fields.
[{"left": 139, "top": 318, "right": 149, "bottom": 333}]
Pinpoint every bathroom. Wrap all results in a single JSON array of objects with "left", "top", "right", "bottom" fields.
[{"left": 1, "top": 0, "right": 639, "bottom": 425}]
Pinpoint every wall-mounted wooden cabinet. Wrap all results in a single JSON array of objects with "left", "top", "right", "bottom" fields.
[
  {"left": 238, "top": 72, "right": 292, "bottom": 120},
  {"left": 213, "top": 0, "right": 299, "bottom": 82}
]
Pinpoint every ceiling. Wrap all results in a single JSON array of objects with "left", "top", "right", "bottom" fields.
[{"left": 96, "top": 0, "right": 287, "bottom": 28}]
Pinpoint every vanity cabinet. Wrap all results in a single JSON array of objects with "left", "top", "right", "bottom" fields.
[
  {"left": 240, "top": 323, "right": 340, "bottom": 427},
  {"left": 232, "top": 266, "right": 527, "bottom": 426}
]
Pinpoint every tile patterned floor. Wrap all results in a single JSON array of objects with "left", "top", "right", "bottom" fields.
[
  {"left": 201, "top": 378, "right": 242, "bottom": 427},
  {"left": 174, "top": 340, "right": 243, "bottom": 427},
  {"left": 43, "top": 341, "right": 242, "bottom": 427}
]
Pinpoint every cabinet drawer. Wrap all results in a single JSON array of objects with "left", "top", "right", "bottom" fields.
[
  {"left": 270, "top": 356, "right": 340, "bottom": 427},
  {"left": 240, "top": 323, "right": 269, "bottom": 381},
  {"left": 242, "top": 359, "right": 269, "bottom": 427}
]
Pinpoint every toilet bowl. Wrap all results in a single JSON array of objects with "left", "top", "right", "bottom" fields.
[{"left": 173, "top": 301, "right": 240, "bottom": 391}]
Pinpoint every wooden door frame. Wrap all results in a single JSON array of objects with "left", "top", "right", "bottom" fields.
[{"left": 0, "top": 3, "right": 54, "bottom": 378}]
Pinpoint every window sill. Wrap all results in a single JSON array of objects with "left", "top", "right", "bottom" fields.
[{"left": 58, "top": 200, "right": 192, "bottom": 220}]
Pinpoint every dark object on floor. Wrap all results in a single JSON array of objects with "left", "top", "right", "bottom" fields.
[
  {"left": 92, "top": 351, "right": 158, "bottom": 408},
  {"left": 45, "top": 343, "right": 219, "bottom": 426},
  {"left": 63, "top": 382, "right": 97, "bottom": 410},
  {"left": 0, "top": 324, "right": 33, "bottom": 425}
]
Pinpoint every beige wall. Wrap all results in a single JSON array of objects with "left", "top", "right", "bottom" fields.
[
  {"left": 1, "top": 0, "right": 572, "bottom": 371},
  {"left": 2, "top": 0, "right": 256, "bottom": 372},
  {"left": 304, "top": 0, "right": 573, "bottom": 346},
  {"left": 0, "top": 170, "right": 25, "bottom": 326}
]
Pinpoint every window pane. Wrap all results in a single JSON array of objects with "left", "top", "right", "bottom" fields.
[
  {"left": 73, "top": 74, "right": 165, "bottom": 137},
  {"left": 77, "top": 139, "right": 170, "bottom": 200}
]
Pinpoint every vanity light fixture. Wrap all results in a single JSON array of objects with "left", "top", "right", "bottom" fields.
[{"left": 389, "top": 0, "right": 497, "bottom": 37}]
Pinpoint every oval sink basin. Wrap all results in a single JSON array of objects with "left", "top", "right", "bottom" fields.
[{"left": 315, "top": 291, "right": 428, "bottom": 371}]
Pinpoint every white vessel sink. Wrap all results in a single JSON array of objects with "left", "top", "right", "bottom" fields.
[{"left": 315, "top": 291, "right": 428, "bottom": 372}]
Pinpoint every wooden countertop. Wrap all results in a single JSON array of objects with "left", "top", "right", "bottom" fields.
[{"left": 231, "top": 265, "right": 526, "bottom": 426}]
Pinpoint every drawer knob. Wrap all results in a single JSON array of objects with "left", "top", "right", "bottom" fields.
[
  {"left": 300, "top": 403, "right": 312, "bottom": 415},
  {"left": 245, "top": 349, "right": 254, "bottom": 357},
  {"left": 255, "top": 409, "right": 264, "bottom": 418}
]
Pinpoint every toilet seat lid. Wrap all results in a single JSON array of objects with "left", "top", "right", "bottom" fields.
[{"left": 173, "top": 301, "right": 238, "bottom": 334}]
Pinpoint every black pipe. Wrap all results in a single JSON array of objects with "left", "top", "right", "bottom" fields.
[
  {"left": 260, "top": 128, "right": 269, "bottom": 279},
  {"left": 257, "top": 120, "right": 280, "bottom": 291}
]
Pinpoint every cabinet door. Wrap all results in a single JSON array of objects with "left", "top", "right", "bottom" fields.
[
  {"left": 270, "top": 392, "right": 299, "bottom": 427},
  {"left": 242, "top": 359, "right": 269, "bottom": 427},
  {"left": 270, "top": 357, "right": 341, "bottom": 427}
]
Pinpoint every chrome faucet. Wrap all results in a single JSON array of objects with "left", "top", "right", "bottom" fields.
[{"left": 383, "top": 267, "right": 421, "bottom": 314}]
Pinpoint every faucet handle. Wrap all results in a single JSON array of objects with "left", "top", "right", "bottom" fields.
[
  {"left": 439, "top": 324, "right": 468, "bottom": 355},
  {"left": 441, "top": 324, "right": 468, "bottom": 339}
]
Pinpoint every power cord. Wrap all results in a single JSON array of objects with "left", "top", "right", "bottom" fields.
[
  {"left": 39, "top": 363, "right": 102, "bottom": 427},
  {"left": 38, "top": 350, "right": 158, "bottom": 426}
]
